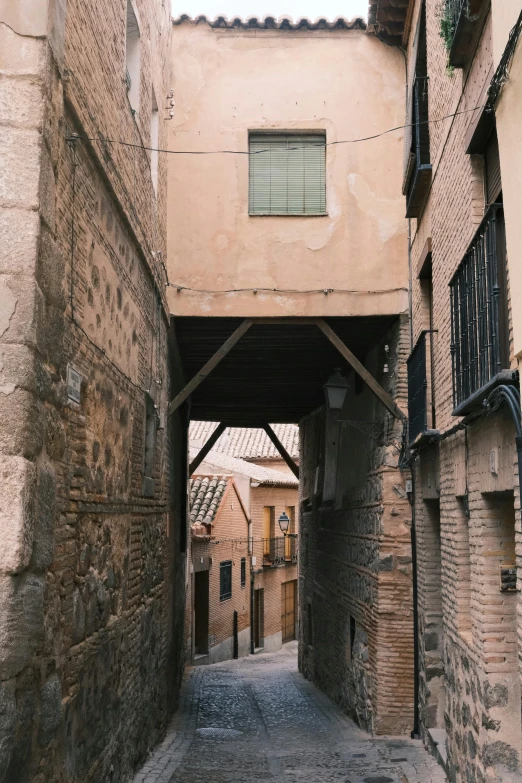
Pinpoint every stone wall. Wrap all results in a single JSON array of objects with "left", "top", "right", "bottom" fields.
[
  {"left": 407, "top": 1, "right": 522, "bottom": 779},
  {"left": 0, "top": 1, "right": 186, "bottom": 781},
  {"left": 298, "top": 315, "right": 413, "bottom": 735}
]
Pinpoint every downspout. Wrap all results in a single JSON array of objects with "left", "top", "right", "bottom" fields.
[
  {"left": 410, "top": 468, "right": 420, "bottom": 739},
  {"left": 248, "top": 518, "right": 255, "bottom": 655}
]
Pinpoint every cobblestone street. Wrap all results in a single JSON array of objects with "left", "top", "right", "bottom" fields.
[{"left": 133, "top": 643, "right": 447, "bottom": 783}]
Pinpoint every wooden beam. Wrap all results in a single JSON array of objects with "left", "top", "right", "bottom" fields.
[
  {"left": 316, "top": 318, "right": 406, "bottom": 421},
  {"left": 168, "top": 319, "right": 253, "bottom": 416},
  {"left": 263, "top": 424, "right": 300, "bottom": 479},
  {"left": 189, "top": 422, "right": 227, "bottom": 475}
]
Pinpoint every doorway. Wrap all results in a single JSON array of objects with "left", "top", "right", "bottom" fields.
[
  {"left": 281, "top": 580, "right": 297, "bottom": 643},
  {"left": 194, "top": 570, "right": 209, "bottom": 655},
  {"left": 254, "top": 588, "right": 264, "bottom": 649}
]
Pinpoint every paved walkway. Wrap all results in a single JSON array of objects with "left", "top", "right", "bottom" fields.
[{"left": 133, "top": 642, "right": 447, "bottom": 783}]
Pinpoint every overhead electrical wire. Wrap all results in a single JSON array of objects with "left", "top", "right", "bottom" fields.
[{"left": 74, "top": 103, "right": 487, "bottom": 157}]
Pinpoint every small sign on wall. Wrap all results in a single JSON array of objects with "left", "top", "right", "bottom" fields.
[{"left": 67, "top": 365, "right": 82, "bottom": 404}]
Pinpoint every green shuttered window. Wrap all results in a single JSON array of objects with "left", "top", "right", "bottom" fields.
[{"left": 249, "top": 133, "right": 326, "bottom": 216}]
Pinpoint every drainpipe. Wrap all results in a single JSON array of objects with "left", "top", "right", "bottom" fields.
[
  {"left": 249, "top": 519, "right": 255, "bottom": 655},
  {"left": 410, "top": 468, "right": 420, "bottom": 739}
]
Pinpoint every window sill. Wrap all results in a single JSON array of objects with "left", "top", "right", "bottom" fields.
[
  {"left": 248, "top": 212, "right": 328, "bottom": 217},
  {"left": 409, "top": 429, "right": 440, "bottom": 450},
  {"left": 452, "top": 370, "right": 519, "bottom": 417}
]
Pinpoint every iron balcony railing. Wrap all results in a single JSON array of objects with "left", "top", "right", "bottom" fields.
[
  {"left": 407, "top": 332, "right": 429, "bottom": 445},
  {"left": 446, "top": 0, "right": 467, "bottom": 33},
  {"left": 445, "top": 0, "right": 486, "bottom": 67},
  {"left": 406, "top": 77, "right": 432, "bottom": 218},
  {"left": 263, "top": 537, "right": 297, "bottom": 566},
  {"left": 450, "top": 204, "right": 508, "bottom": 411}
]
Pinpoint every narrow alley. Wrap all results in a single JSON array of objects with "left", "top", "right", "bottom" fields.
[{"left": 133, "top": 644, "right": 447, "bottom": 783}]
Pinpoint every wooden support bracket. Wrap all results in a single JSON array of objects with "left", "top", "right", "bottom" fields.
[
  {"left": 189, "top": 422, "right": 227, "bottom": 475},
  {"left": 316, "top": 318, "right": 406, "bottom": 421},
  {"left": 168, "top": 319, "right": 253, "bottom": 417},
  {"left": 263, "top": 424, "right": 300, "bottom": 479}
]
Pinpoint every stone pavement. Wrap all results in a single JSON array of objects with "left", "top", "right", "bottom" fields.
[{"left": 132, "top": 642, "right": 447, "bottom": 783}]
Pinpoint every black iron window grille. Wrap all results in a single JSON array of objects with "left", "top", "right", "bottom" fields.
[
  {"left": 450, "top": 204, "right": 508, "bottom": 410},
  {"left": 219, "top": 560, "right": 232, "bottom": 601},
  {"left": 408, "top": 332, "right": 429, "bottom": 445},
  {"left": 240, "top": 557, "right": 246, "bottom": 588}
]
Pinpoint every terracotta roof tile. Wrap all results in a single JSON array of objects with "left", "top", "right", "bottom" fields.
[
  {"left": 190, "top": 448, "right": 298, "bottom": 487},
  {"left": 173, "top": 14, "right": 366, "bottom": 31},
  {"left": 189, "top": 422, "right": 299, "bottom": 460},
  {"left": 189, "top": 475, "right": 229, "bottom": 526}
]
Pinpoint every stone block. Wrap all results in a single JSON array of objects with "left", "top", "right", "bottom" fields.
[
  {"left": 0, "top": 456, "right": 36, "bottom": 575},
  {"left": 0, "top": 25, "right": 44, "bottom": 76},
  {"left": 0, "top": 126, "right": 41, "bottom": 208},
  {"left": 31, "top": 462, "right": 56, "bottom": 570},
  {"left": 0, "top": 274, "right": 39, "bottom": 345},
  {"left": 0, "top": 679, "right": 15, "bottom": 778},
  {"left": 38, "top": 673, "right": 62, "bottom": 747},
  {"left": 0, "top": 208, "right": 39, "bottom": 276},
  {"left": 0, "top": 388, "right": 44, "bottom": 459},
  {"left": 0, "top": 573, "right": 44, "bottom": 679},
  {"left": 0, "top": 77, "right": 44, "bottom": 129}
]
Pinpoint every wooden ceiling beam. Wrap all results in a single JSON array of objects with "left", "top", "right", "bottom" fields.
[
  {"left": 168, "top": 318, "right": 253, "bottom": 416},
  {"left": 263, "top": 424, "right": 300, "bottom": 479},
  {"left": 316, "top": 318, "right": 406, "bottom": 421},
  {"left": 189, "top": 422, "right": 227, "bottom": 475}
]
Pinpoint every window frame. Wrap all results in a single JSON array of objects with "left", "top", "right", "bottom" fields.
[
  {"left": 219, "top": 560, "right": 232, "bottom": 602},
  {"left": 248, "top": 131, "right": 327, "bottom": 217}
]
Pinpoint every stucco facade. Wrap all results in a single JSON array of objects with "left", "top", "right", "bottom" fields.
[{"left": 167, "top": 17, "right": 408, "bottom": 318}]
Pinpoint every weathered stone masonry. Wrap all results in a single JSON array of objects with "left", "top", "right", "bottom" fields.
[
  {"left": 299, "top": 316, "right": 414, "bottom": 736},
  {"left": 0, "top": 1, "right": 186, "bottom": 781}
]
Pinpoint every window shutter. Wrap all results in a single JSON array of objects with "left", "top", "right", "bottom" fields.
[
  {"left": 249, "top": 134, "right": 326, "bottom": 215},
  {"left": 485, "top": 130, "right": 502, "bottom": 204},
  {"left": 403, "top": 13, "right": 422, "bottom": 191}
]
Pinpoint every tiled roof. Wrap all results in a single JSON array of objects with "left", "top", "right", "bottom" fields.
[
  {"left": 189, "top": 476, "right": 228, "bottom": 526},
  {"left": 189, "top": 422, "right": 299, "bottom": 460},
  {"left": 173, "top": 14, "right": 366, "bottom": 31},
  {"left": 190, "top": 448, "right": 298, "bottom": 488}
]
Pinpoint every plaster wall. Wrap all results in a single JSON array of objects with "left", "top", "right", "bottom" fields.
[
  {"left": 491, "top": 7, "right": 522, "bottom": 361},
  {"left": 167, "top": 21, "right": 408, "bottom": 318}
]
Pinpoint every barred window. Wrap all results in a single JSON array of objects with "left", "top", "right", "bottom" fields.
[
  {"left": 240, "top": 557, "right": 246, "bottom": 588},
  {"left": 249, "top": 133, "right": 326, "bottom": 216},
  {"left": 220, "top": 560, "right": 232, "bottom": 601}
]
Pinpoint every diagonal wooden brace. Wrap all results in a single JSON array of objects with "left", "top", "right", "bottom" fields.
[
  {"left": 317, "top": 318, "right": 406, "bottom": 421},
  {"left": 168, "top": 319, "right": 253, "bottom": 417},
  {"left": 263, "top": 424, "right": 299, "bottom": 479},
  {"left": 189, "top": 422, "right": 227, "bottom": 475}
]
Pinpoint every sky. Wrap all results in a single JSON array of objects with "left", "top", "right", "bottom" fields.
[{"left": 172, "top": 0, "right": 368, "bottom": 22}]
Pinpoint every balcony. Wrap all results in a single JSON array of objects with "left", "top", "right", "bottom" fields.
[
  {"left": 445, "top": 0, "right": 488, "bottom": 68},
  {"left": 405, "top": 78, "right": 432, "bottom": 218},
  {"left": 263, "top": 537, "right": 297, "bottom": 567},
  {"left": 407, "top": 331, "right": 437, "bottom": 446},
  {"left": 450, "top": 204, "right": 511, "bottom": 415}
]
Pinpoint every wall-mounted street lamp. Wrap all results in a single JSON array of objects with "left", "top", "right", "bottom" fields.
[
  {"left": 278, "top": 511, "right": 297, "bottom": 538},
  {"left": 324, "top": 368, "right": 349, "bottom": 413}
]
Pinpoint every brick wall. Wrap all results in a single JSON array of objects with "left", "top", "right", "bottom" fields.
[
  {"left": 407, "top": 2, "right": 522, "bottom": 779},
  {"left": 298, "top": 316, "right": 414, "bottom": 735},
  {"left": 0, "top": 1, "right": 186, "bottom": 781},
  {"left": 187, "top": 481, "right": 250, "bottom": 659},
  {"left": 251, "top": 484, "right": 299, "bottom": 646}
]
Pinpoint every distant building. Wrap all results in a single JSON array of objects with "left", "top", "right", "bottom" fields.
[{"left": 186, "top": 434, "right": 299, "bottom": 663}]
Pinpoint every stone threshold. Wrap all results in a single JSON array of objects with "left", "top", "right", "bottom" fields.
[{"left": 427, "top": 728, "right": 449, "bottom": 777}]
